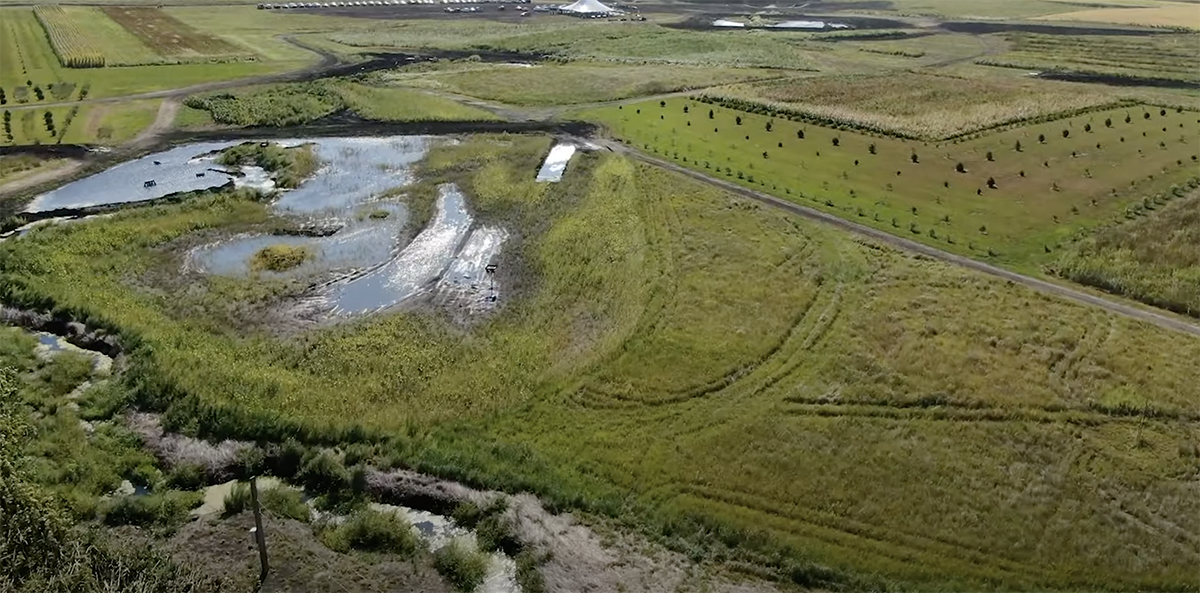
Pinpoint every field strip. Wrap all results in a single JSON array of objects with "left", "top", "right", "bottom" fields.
[
  {"left": 595, "top": 139, "right": 1200, "bottom": 340},
  {"left": 0, "top": 35, "right": 339, "bottom": 113}
]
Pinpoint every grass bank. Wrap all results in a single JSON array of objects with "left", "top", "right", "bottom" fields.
[{"left": 1, "top": 135, "right": 1198, "bottom": 591}]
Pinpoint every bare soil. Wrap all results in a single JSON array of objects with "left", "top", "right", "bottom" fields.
[{"left": 167, "top": 513, "right": 455, "bottom": 593}]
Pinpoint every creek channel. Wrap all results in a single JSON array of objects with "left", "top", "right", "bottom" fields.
[{"left": 7, "top": 321, "right": 521, "bottom": 592}]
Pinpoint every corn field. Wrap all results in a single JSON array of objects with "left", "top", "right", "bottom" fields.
[{"left": 33, "top": 5, "right": 105, "bottom": 68}]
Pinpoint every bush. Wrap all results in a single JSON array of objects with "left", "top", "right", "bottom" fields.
[
  {"left": 515, "top": 550, "right": 547, "bottom": 593},
  {"left": 102, "top": 491, "right": 202, "bottom": 529},
  {"left": 250, "top": 245, "right": 312, "bottom": 272},
  {"left": 320, "top": 508, "right": 421, "bottom": 556},
  {"left": 165, "top": 463, "right": 208, "bottom": 490},
  {"left": 298, "top": 451, "right": 349, "bottom": 492},
  {"left": 434, "top": 539, "right": 490, "bottom": 592}
]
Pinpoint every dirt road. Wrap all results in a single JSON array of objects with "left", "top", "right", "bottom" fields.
[{"left": 597, "top": 138, "right": 1200, "bottom": 339}]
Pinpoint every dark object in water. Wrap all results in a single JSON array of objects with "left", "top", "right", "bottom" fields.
[
  {"left": 143, "top": 180, "right": 156, "bottom": 188},
  {"left": 153, "top": 160, "right": 161, "bottom": 165},
  {"left": 196, "top": 172, "right": 206, "bottom": 177}
]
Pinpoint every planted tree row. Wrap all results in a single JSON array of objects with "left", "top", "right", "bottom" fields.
[{"left": 33, "top": 5, "right": 105, "bottom": 68}]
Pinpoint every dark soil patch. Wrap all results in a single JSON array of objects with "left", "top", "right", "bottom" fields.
[
  {"left": 941, "top": 21, "right": 1170, "bottom": 35},
  {"left": 168, "top": 116, "right": 597, "bottom": 143},
  {"left": 1037, "top": 70, "right": 1200, "bottom": 89},
  {"left": 306, "top": 49, "right": 547, "bottom": 82},
  {"left": 0, "top": 144, "right": 92, "bottom": 159}
]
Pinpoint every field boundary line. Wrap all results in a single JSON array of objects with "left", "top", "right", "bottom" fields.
[{"left": 594, "top": 139, "right": 1200, "bottom": 340}]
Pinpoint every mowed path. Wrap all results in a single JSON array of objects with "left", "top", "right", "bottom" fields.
[{"left": 594, "top": 138, "right": 1200, "bottom": 339}]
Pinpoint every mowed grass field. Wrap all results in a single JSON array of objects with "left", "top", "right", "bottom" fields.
[
  {"left": 2, "top": 100, "right": 160, "bottom": 145},
  {"left": 715, "top": 72, "right": 1122, "bottom": 140},
  {"left": 1, "top": 136, "right": 1198, "bottom": 590},
  {"left": 389, "top": 62, "right": 783, "bottom": 106},
  {"left": 586, "top": 99, "right": 1200, "bottom": 268}
]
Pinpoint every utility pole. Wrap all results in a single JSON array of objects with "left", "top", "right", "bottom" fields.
[{"left": 250, "top": 477, "right": 269, "bottom": 584}]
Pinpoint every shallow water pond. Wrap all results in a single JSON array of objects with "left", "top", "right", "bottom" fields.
[{"left": 24, "top": 141, "right": 241, "bottom": 213}]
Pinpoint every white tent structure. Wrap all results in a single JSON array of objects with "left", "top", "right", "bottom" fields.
[{"left": 559, "top": 0, "right": 616, "bottom": 14}]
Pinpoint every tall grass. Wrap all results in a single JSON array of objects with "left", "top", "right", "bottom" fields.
[
  {"left": 318, "top": 508, "right": 422, "bottom": 556},
  {"left": 1055, "top": 187, "right": 1200, "bottom": 316},
  {"left": 2, "top": 136, "right": 1199, "bottom": 591}
]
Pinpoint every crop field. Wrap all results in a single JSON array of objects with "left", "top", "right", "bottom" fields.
[
  {"left": 392, "top": 62, "right": 783, "bottom": 106},
  {"left": 1038, "top": 0, "right": 1200, "bottom": 29},
  {"left": 68, "top": 6, "right": 163, "bottom": 66},
  {"left": 0, "top": 7, "right": 307, "bottom": 103},
  {"left": 714, "top": 72, "right": 1123, "bottom": 140},
  {"left": 101, "top": 7, "right": 251, "bottom": 59},
  {"left": 978, "top": 32, "right": 1200, "bottom": 83},
  {"left": 32, "top": 5, "right": 106, "bottom": 68},
  {"left": 1, "top": 136, "right": 1198, "bottom": 591},
  {"left": 585, "top": 99, "right": 1200, "bottom": 268}
]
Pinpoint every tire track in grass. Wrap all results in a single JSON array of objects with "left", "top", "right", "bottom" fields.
[{"left": 594, "top": 138, "right": 1200, "bottom": 340}]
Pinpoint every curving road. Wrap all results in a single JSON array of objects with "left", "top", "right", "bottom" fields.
[{"left": 594, "top": 138, "right": 1200, "bottom": 339}]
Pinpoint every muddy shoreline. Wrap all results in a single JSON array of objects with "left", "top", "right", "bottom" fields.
[
  {"left": 0, "top": 305, "right": 124, "bottom": 358},
  {"left": 0, "top": 120, "right": 597, "bottom": 218}
]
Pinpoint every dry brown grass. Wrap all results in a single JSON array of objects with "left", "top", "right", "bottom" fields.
[
  {"left": 1038, "top": 2, "right": 1200, "bottom": 29},
  {"left": 717, "top": 72, "right": 1118, "bottom": 139}
]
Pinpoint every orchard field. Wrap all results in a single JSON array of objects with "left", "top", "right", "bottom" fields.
[{"left": 587, "top": 99, "right": 1200, "bottom": 268}]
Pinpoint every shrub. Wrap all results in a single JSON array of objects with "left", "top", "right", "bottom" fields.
[
  {"left": 223, "top": 482, "right": 309, "bottom": 522},
  {"left": 298, "top": 451, "right": 350, "bottom": 493},
  {"left": 320, "top": 509, "right": 421, "bottom": 556},
  {"left": 434, "top": 540, "right": 489, "bottom": 592},
  {"left": 1038, "top": 133, "right": 1046, "bottom": 143},
  {"left": 515, "top": 550, "right": 547, "bottom": 593},
  {"left": 165, "top": 463, "right": 207, "bottom": 490},
  {"left": 797, "top": 129, "right": 804, "bottom": 139},
  {"left": 832, "top": 137, "right": 840, "bottom": 147},
  {"left": 955, "top": 162, "right": 965, "bottom": 173},
  {"left": 986, "top": 151, "right": 993, "bottom": 161},
  {"left": 250, "top": 245, "right": 311, "bottom": 272},
  {"left": 102, "top": 492, "right": 202, "bottom": 529},
  {"left": 1062, "top": 129, "right": 1070, "bottom": 138}
]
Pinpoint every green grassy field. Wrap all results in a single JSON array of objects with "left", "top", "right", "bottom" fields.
[
  {"left": 328, "top": 21, "right": 906, "bottom": 71},
  {"left": 184, "top": 80, "right": 500, "bottom": 126},
  {"left": 1054, "top": 189, "right": 1200, "bottom": 316},
  {"left": 2, "top": 100, "right": 159, "bottom": 145},
  {"left": 390, "top": 62, "right": 783, "bottom": 106},
  {"left": 1, "top": 136, "right": 1198, "bottom": 591},
  {"left": 585, "top": 99, "right": 1200, "bottom": 269}
]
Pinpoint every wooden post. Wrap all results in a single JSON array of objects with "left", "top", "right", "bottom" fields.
[{"left": 250, "top": 477, "right": 269, "bottom": 583}]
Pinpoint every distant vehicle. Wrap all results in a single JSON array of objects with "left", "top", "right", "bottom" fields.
[{"left": 498, "top": 4, "right": 504, "bottom": 8}]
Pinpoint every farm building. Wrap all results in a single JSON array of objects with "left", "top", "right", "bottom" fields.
[{"left": 559, "top": 0, "right": 617, "bottom": 16}]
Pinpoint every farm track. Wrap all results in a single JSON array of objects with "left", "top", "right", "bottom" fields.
[{"left": 594, "top": 138, "right": 1200, "bottom": 340}]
